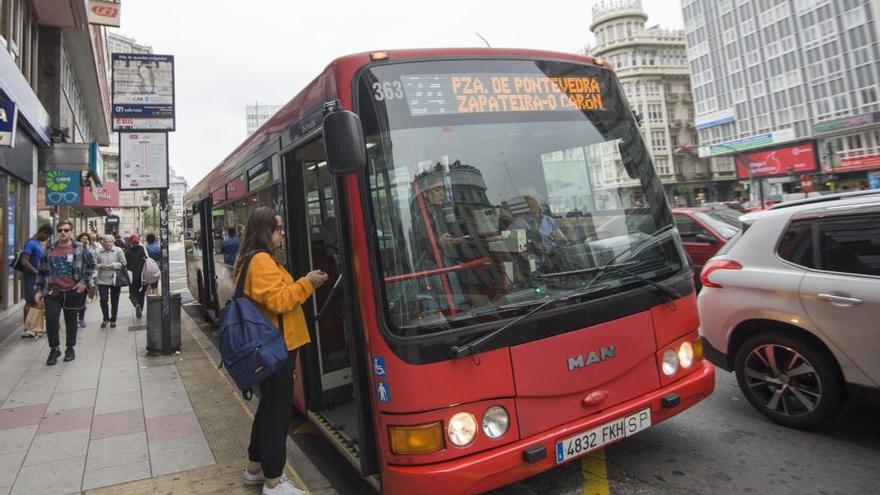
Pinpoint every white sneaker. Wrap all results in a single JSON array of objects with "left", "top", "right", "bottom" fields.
[
  {"left": 21, "top": 330, "right": 35, "bottom": 339},
  {"left": 262, "top": 474, "right": 305, "bottom": 495},
  {"left": 243, "top": 468, "right": 266, "bottom": 486}
]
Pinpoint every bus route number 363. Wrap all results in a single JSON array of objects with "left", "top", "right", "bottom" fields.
[
  {"left": 555, "top": 408, "right": 652, "bottom": 463},
  {"left": 372, "top": 81, "right": 404, "bottom": 101}
]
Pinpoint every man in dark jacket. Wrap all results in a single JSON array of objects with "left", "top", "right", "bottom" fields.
[
  {"left": 125, "top": 234, "right": 147, "bottom": 318},
  {"left": 34, "top": 219, "right": 97, "bottom": 365}
]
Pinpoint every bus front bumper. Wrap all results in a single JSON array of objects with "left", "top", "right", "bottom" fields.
[{"left": 381, "top": 360, "right": 715, "bottom": 495}]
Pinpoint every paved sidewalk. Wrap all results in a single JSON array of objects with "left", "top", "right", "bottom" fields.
[{"left": 0, "top": 293, "right": 311, "bottom": 495}]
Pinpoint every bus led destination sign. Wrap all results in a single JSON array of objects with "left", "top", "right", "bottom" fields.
[{"left": 398, "top": 74, "right": 605, "bottom": 116}]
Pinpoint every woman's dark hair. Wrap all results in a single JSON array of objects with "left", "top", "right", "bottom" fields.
[
  {"left": 234, "top": 207, "right": 281, "bottom": 276},
  {"left": 146, "top": 233, "right": 157, "bottom": 244},
  {"left": 78, "top": 233, "right": 90, "bottom": 243}
]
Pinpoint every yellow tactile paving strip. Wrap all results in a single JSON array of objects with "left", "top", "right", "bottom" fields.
[{"left": 83, "top": 312, "right": 307, "bottom": 494}]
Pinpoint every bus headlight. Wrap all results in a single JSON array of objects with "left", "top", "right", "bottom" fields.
[
  {"left": 481, "top": 406, "right": 509, "bottom": 439},
  {"left": 662, "top": 349, "right": 679, "bottom": 376},
  {"left": 678, "top": 341, "right": 695, "bottom": 369},
  {"left": 448, "top": 412, "right": 477, "bottom": 447}
]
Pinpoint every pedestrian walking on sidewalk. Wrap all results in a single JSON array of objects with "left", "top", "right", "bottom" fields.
[
  {"left": 125, "top": 234, "right": 147, "bottom": 319},
  {"left": 145, "top": 233, "right": 162, "bottom": 295},
  {"left": 77, "top": 233, "right": 97, "bottom": 327},
  {"left": 96, "top": 235, "right": 127, "bottom": 328},
  {"left": 236, "top": 207, "right": 328, "bottom": 495},
  {"left": 19, "top": 224, "right": 53, "bottom": 338},
  {"left": 34, "top": 219, "right": 96, "bottom": 365}
]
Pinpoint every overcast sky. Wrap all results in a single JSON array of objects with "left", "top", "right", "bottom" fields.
[{"left": 113, "top": 0, "right": 684, "bottom": 188}]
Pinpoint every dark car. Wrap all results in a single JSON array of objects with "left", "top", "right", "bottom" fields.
[{"left": 672, "top": 206, "right": 744, "bottom": 288}]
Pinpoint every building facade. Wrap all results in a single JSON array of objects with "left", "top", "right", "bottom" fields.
[
  {"left": 590, "top": 0, "right": 726, "bottom": 205},
  {"left": 0, "top": 0, "right": 111, "bottom": 317},
  {"left": 169, "top": 168, "right": 187, "bottom": 238},
  {"left": 682, "top": 0, "right": 880, "bottom": 196},
  {"left": 246, "top": 103, "right": 280, "bottom": 136}
]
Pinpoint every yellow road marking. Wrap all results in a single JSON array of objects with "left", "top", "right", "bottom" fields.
[
  {"left": 181, "top": 311, "right": 303, "bottom": 486},
  {"left": 582, "top": 449, "right": 610, "bottom": 495},
  {"left": 294, "top": 422, "right": 319, "bottom": 435}
]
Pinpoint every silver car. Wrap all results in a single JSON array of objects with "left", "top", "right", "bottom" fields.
[{"left": 698, "top": 191, "right": 880, "bottom": 428}]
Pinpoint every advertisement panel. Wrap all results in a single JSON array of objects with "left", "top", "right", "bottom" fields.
[
  {"left": 111, "top": 54, "right": 174, "bottom": 131},
  {"left": 226, "top": 176, "right": 246, "bottom": 201},
  {"left": 88, "top": 0, "right": 121, "bottom": 27},
  {"left": 45, "top": 170, "right": 81, "bottom": 205},
  {"left": 119, "top": 132, "right": 169, "bottom": 190},
  {"left": 0, "top": 100, "right": 17, "bottom": 146},
  {"left": 81, "top": 181, "right": 120, "bottom": 207},
  {"left": 736, "top": 142, "right": 819, "bottom": 179}
]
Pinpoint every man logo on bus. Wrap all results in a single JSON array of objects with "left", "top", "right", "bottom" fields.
[{"left": 567, "top": 345, "right": 616, "bottom": 372}]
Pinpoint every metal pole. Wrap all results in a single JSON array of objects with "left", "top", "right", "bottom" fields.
[{"left": 159, "top": 188, "right": 172, "bottom": 354}]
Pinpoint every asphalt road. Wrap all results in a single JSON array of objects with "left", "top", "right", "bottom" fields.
[{"left": 169, "top": 246, "right": 880, "bottom": 495}]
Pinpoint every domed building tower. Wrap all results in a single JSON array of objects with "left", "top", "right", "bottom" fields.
[{"left": 589, "top": 0, "right": 712, "bottom": 204}]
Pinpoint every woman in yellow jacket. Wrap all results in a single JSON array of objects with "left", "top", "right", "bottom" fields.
[{"left": 235, "top": 207, "right": 328, "bottom": 495}]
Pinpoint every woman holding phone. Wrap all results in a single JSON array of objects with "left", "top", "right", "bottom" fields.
[{"left": 234, "top": 207, "right": 328, "bottom": 495}]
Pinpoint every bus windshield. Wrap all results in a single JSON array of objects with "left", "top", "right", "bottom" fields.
[{"left": 357, "top": 59, "right": 682, "bottom": 336}]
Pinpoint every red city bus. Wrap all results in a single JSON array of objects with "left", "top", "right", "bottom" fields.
[{"left": 183, "top": 48, "right": 714, "bottom": 494}]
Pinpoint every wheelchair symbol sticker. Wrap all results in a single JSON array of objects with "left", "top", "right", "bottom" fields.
[{"left": 373, "top": 357, "right": 386, "bottom": 377}]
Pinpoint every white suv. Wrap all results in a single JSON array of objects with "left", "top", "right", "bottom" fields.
[{"left": 698, "top": 191, "right": 880, "bottom": 428}]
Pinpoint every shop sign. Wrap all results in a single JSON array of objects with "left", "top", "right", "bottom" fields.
[
  {"left": 829, "top": 153, "right": 880, "bottom": 173},
  {"left": 868, "top": 172, "right": 880, "bottom": 190},
  {"left": 700, "top": 128, "right": 796, "bottom": 158},
  {"left": 211, "top": 187, "right": 225, "bottom": 204},
  {"left": 0, "top": 100, "right": 18, "bottom": 147},
  {"left": 89, "top": 141, "right": 104, "bottom": 185},
  {"left": 88, "top": 0, "right": 121, "bottom": 27},
  {"left": 226, "top": 176, "right": 246, "bottom": 201},
  {"left": 45, "top": 170, "right": 81, "bottom": 205},
  {"left": 111, "top": 54, "right": 175, "bottom": 131},
  {"left": 812, "top": 111, "right": 880, "bottom": 135},
  {"left": 735, "top": 142, "right": 818, "bottom": 179},
  {"left": 695, "top": 108, "right": 735, "bottom": 131},
  {"left": 81, "top": 181, "right": 119, "bottom": 207}
]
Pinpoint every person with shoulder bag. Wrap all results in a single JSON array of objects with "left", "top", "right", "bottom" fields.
[
  {"left": 125, "top": 234, "right": 147, "bottom": 318},
  {"left": 95, "top": 235, "right": 127, "bottom": 328},
  {"left": 34, "top": 219, "right": 97, "bottom": 365},
  {"left": 235, "top": 207, "right": 327, "bottom": 495},
  {"left": 14, "top": 224, "right": 52, "bottom": 337}
]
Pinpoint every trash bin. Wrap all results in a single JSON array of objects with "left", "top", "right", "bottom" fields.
[{"left": 146, "top": 293, "right": 181, "bottom": 354}]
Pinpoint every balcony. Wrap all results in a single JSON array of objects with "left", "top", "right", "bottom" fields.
[{"left": 667, "top": 92, "right": 680, "bottom": 101}]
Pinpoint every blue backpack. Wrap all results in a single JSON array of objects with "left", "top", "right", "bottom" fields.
[{"left": 218, "top": 253, "right": 288, "bottom": 400}]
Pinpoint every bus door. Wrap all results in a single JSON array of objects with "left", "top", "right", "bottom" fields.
[
  {"left": 196, "top": 198, "right": 219, "bottom": 318},
  {"left": 283, "top": 137, "right": 376, "bottom": 470}
]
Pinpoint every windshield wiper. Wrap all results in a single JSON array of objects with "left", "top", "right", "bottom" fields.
[
  {"left": 538, "top": 260, "right": 642, "bottom": 279},
  {"left": 450, "top": 284, "right": 608, "bottom": 358},
  {"left": 606, "top": 264, "right": 680, "bottom": 302}
]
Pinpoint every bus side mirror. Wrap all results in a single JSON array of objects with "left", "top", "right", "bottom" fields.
[{"left": 323, "top": 111, "right": 366, "bottom": 176}]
